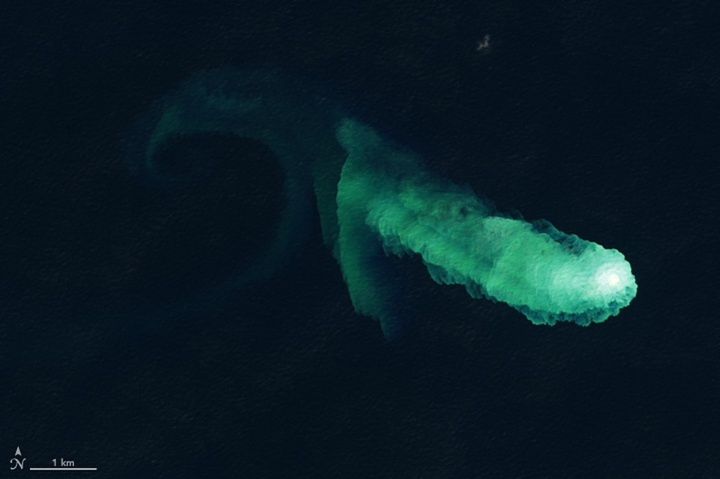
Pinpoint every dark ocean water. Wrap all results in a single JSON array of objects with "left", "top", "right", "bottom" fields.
[{"left": 2, "top": 1, "right": 719, "bottom": 478}]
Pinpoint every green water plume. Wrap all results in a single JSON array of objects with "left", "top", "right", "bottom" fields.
[
  {"left": 336, "top": 119, "right": 637, "bottom": 329},
  {"left": 127, "top": 68, "right": 637, "bottom": 337}
]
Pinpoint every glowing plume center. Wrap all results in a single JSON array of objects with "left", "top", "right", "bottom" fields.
[{"left": 592, "top": 262, "right": 633, "bottom": 296}]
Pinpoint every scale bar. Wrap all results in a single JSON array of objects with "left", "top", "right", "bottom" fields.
[{"left": 29, "top": 467, "right": 98, "bottom": 471}]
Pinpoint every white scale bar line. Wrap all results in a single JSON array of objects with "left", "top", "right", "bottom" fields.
[{"left": 29, "top": 467, "right": 98, "bottom": 471}]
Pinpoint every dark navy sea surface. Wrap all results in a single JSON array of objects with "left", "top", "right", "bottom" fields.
[{"left": 2, "top": 1, "right": 719, "bottom": 477}]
